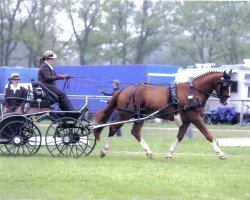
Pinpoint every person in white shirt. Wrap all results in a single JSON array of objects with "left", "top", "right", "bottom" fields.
[{"left": 3, "top": 73, "right": 28, "bottom": 113}]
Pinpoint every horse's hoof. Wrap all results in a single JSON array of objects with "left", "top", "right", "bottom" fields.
[
  {"left": 100, "top": 151, "right": 106, "bottom": 158},
  {"left": 219, "top": 155, "right": 227, "bottom": 160},
  {"left": 146, "top": 153, "right": 153, "bottom": 159},
  {"left": 166, "top": 156, "right": 172, "bottom": 160},
  {"left": 166, "top": 152, "right": 172, "bottom": 159}
]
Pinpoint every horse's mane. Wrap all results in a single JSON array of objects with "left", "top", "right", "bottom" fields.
[{"left": 193, "top": 71, "right": 222, "bottom": 80}]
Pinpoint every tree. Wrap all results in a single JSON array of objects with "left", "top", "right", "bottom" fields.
[
  {"left": 99, "top": 0, "right": 135, "bottom": 64},
  {"left": 167, "top": 1, "right": 250, "bottom": 65},
  {"left": 20, "top": 0, "right": 63, "bottom": 68},
  {"left": 0, "top": 0, "right": 32, "bottom": 66},
  {"left": 2, "top": 1, "right": 249, "bottom": 67},
  {"left": 64, "top": 0, "right": 174, "bottom": 65},
  {"left": 216, "top": 2, "right": 250, "bottom": 64},
  {"left": 132, "top": 0, "right": 169, "bottom": 64},
  {"left": 64, "top": 0, "right": 102, "bottom": 65}
]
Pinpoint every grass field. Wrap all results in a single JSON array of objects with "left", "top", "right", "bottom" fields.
[{"left": 0, "top": 122, "right": 250, "bottom": 200}]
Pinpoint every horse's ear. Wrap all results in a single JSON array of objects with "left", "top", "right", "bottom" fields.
[
  {"left": 223, "top": 70, "right": 227, "bottom": 78},
  {"left": 224, "top": 69, "right": 232, "bottom": 79},
  {"left": 228, "top": 69, "right": 233, "bottom": 76}
]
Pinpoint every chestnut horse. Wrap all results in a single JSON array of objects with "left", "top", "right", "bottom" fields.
[{"left": 93, "top": 70, "right": 232, "bottom": 160}]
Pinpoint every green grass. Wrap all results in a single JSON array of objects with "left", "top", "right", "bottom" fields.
[{"left": 0, "top": 122, "right": 250, "bottom": 200}]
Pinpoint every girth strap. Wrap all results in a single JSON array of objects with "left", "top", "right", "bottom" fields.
[
  {"left": 184, "top": 102, "right": 206, "bottom": 110},
  {"left": 122, "top": 84, "right": 143, "bottom": 118},
  {"left": 169, "top": 82, "right": 179, "bottom": 104},
  {"left": 125, "top": 85, "right": 139, "bottom": 110},
  {"left": 169, "top": 82, "right": 179, "bottom": 116}
]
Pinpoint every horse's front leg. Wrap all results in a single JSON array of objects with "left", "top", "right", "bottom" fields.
[
  {"left": 166, "top": 122, "right": 190, "bottom": 159},
  {"left": 100, "top": 124, "right": 121, "bottom": 158},
  {"left": 131, "top": 121, "right": 153, "bottom": 158},
  {"left": 193, "top": 118, "right": 226, "bottom": 160},
  {"left": 140, "top": 138, "right": 153, "bottom": 158},
  {"left": 100, "top": 136, "right": 113, "bottom": 158}
]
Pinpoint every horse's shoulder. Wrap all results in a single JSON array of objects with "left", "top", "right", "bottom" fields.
[{"left": 176, "top": 82, "right": 190, "bottom": 89}]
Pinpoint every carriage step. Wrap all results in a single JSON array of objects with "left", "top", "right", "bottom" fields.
[{"left": 216, "top": 138, "right": 250, "bottom": 146}]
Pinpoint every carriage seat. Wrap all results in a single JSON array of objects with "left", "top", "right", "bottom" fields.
[{"left": 30, "top": 80, "right": 59, "bottom": 109}]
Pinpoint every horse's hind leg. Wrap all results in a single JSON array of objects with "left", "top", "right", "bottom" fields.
[
  {"left": 166, "top": 122, "right": 190, "bottom": 159},
  {"left": 131, "top": 121, "right": 153, "bottom": 159},
  {"left": 100, "top": 123, "right": 123, "bottom": 158}
]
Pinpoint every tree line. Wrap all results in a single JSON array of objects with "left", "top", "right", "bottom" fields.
[{"left": 0, "top": 0, "right": 249, "bottom": 68}]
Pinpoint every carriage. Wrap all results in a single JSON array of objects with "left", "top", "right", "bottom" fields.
[
  {"left": 0, "top": 70, "right": 233, "bottom": 159},
  {"left": 0, "top": 80, "right": 96, "bottom": 157}
]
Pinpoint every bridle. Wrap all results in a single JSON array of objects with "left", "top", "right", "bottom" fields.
[
  {"left": 191, "top": 76, "right": 232, "bottom": 103},
  {"left": 217, "top": 77, "right": 232, "bottom": 103}
]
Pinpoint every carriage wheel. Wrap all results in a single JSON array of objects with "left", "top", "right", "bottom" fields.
[
  {"left": 80, "top": 119, "right": 96, "bottom": 156},
  {"left": 45, "top": 117, "right": 90, "bottom": 158},
  {"left": 0, "top": 120, "right": 42, "bottom": 156}
]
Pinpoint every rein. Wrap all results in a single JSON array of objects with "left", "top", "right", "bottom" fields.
[
  {"left": 69, "top": 76, "right": 104, "bottom": 82},
  {"left": 62, "top": 77, "right": 112, "bottom": 92}
]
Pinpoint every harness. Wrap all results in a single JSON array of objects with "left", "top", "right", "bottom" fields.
[
  {"left": 169, "top": 82, "right": 179, "bottom": 114},
  {"left": 117, "top": 84, "right": 145, "bottom": 118},
  {"left": 117, "top": 83, "right": 206, "bottom": 120},
  {"left": 184, "top": 83, "right": 206, "bottom": 110},
  {"left": 116, "top": 74, "right": 231, "bottom": 120}
]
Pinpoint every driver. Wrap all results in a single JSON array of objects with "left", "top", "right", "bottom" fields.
[{"left": 38, "top": 50, "right": 74, "bottom": 111}]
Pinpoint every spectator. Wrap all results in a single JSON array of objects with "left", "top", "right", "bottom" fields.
[
  {"left": 3, "top": 73, "right": 28, "bottom": 113},
  {"left": 99, "top": 79, "right": 122, "bottom": 137},
  {"left": 99, "top": 79, "right": 120, "bottom": 96}
]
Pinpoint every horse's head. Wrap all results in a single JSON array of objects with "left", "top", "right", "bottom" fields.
[{"left": 214, "top": 69, "right": 232, "bottom": 106}]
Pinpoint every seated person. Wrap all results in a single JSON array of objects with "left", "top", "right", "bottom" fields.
[
  {"left": 38, "top": 50, "right": 74, "bottom": 111},
  {"left": 3, "top": 73, "right": 28, "bottom": 113}
]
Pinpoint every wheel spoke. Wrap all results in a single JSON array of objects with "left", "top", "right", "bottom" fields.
[
  {"left": 45, "top": 117, "right": 93, "bottom": 158},
  {"left": 0, "top": 120, "right": 41, "bottom": 156}
]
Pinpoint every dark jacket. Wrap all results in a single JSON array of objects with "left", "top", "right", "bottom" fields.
[
  {"left": 38, "top": 62, "right": 60, "bottom": 87},
  {"left": 4, "top": 85, "right": 28, "bottom": 111},
  {"left": 37, "top": 61, "right": 74, "bottom": 111},
  {"left": 101, "top": 87, "right": 120, "bottom": 96}
]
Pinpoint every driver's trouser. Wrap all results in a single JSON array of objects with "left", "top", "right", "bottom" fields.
[{"left": 45, "top": 85, "right": 74, "bottom": 111}]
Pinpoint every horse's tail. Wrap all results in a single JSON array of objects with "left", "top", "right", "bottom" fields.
[{"left": 93, "top": 91, "right": 121, "bottom": 140}]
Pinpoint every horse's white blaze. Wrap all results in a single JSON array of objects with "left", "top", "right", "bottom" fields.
[
  {"left": 225, "top": 87, "right": 231, "bottom": 105},
  {"left": 211, "top": 140, "right": 225, "bottom": 157},
  {"left": 167, "top": 138, "right": 179, "bottom": 158},
  {"left": 139, "top": 138, "right": 152, "bottom": 155}
]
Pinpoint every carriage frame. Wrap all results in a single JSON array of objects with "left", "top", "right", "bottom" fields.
[{"left": 0, "top": 80, "right": 97, "bottom": 158}]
